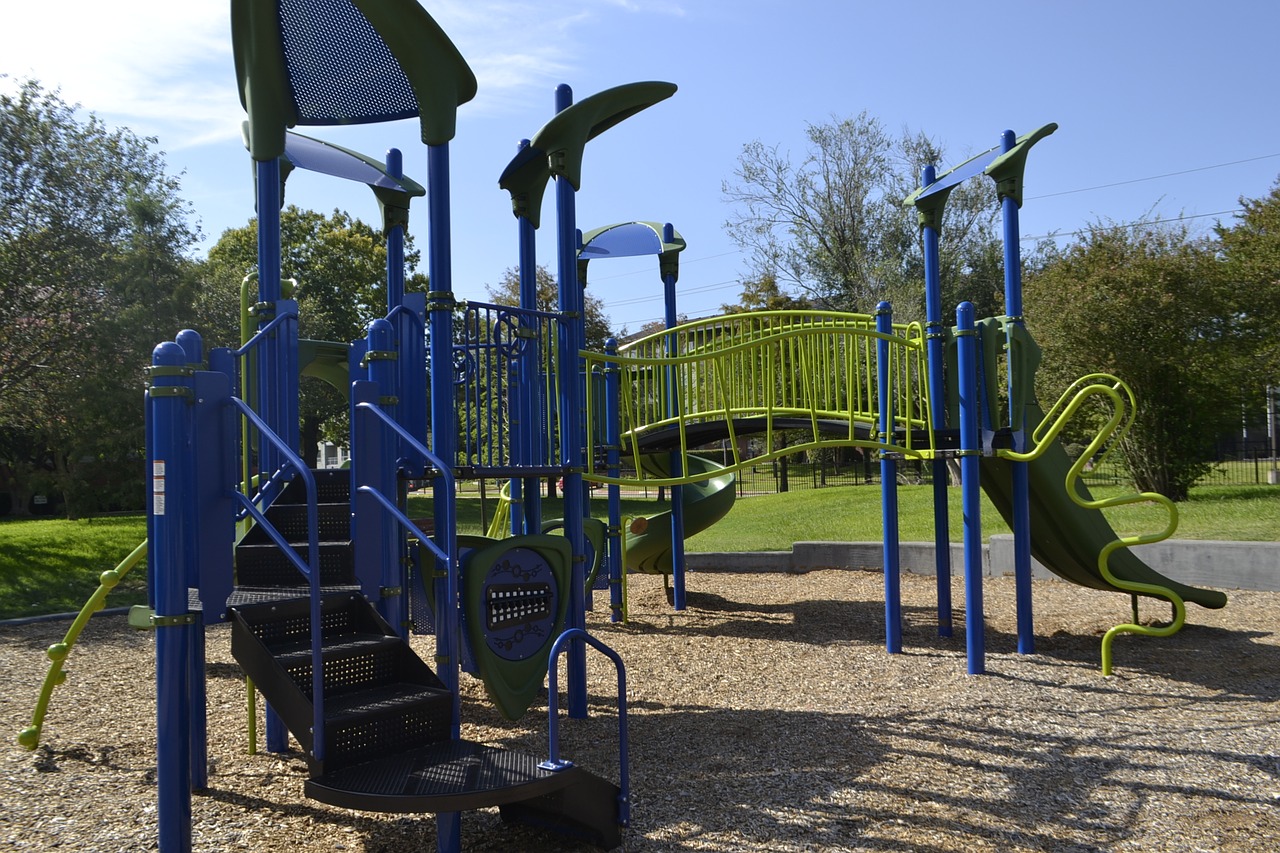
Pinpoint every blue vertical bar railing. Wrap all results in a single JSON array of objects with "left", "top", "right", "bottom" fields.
[{"left": 454, "top": 301, "right": 561, "bottom": 473}]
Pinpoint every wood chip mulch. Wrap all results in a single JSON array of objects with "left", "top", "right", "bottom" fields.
[{"left": 2, "top": 568, "right": 1277, "bottom": 851}]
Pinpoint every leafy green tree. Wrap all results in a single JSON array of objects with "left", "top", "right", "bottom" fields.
[
  {"left": 1215, "top": 180, "right": 1280, "bottom": 384},
  {"left": 721, "top": 111, "right": 1006, "bottom": 320},
  {"left": 200, "top": 206, "right": 427, "bottom": 467},
  {"left": 0, "top": 79, "right": 200, "bottom": 516},
  {"left": 1023, "top": 217, "right": 1247, "bottom": 501},
  {"left": 719, "top": 271, "right": 813, "bottom": 314}
]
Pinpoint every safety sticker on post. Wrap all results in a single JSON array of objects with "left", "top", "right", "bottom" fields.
[{"left": 153, "top": 460, "right": 166, "bottom": 516}]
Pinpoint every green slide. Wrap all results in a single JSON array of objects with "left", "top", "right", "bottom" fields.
[
  {"left": 980, "top": 403, "right": 1227, "bottom": 610},
  {"left": 625, "top": 455, "right": 736, "bottom": 574}
]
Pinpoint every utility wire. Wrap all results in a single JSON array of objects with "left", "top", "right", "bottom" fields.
[
  {"left": 1026, "top": 153, "right": 1280, "bottom": 200},
  {"left": 1021, "top": 208, "right": 1241, "bottom": 242}
]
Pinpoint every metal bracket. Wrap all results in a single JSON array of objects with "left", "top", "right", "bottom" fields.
[
  {"left": 147, "top": 386, "right": 194, "bottom": 399},
  {"left": 129, "top": 605, "right": 196, "bottom": 629}
]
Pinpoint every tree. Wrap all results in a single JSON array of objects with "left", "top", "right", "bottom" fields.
[
  {"left": 719, "top": 271, "right": 812, "bottom": 314},
  {"left": 0, "top": 79, "right": 201, "bottom": 516},
  {"left": 200, "top": 207, "right": 427, "bottom": 467},
  {"left": 722, "top": 112, "right": 1006, "bottom": 320},
  {"left": 1023, "top": 217, "right": 1247, "bottom": 501},
  {"left": 485, "top": 264, "right": 613, "bottom": 350},
  {"left": 1215, "top": 180, "right": 1280, "bottom": 384}
]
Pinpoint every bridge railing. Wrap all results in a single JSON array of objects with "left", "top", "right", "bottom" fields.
[
  {"left": 453, "top": 300, "right": 563, "bottom": 474},
  {"left": 582, "top": 310, "right": 933, "bottom": 486}
]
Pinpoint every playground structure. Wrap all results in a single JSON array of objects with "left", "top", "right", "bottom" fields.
[{"left": 14, "top": 2, "right": 1232, "bottom": 852}]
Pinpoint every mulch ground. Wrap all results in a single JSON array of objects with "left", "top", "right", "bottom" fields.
[{"left": 2, "top": 568, "right": 1277, "bottom": 851}]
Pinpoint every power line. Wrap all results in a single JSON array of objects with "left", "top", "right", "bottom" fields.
[
  {"left": 1021, "top": 208, "right": 1241, "bottom": 242},
  {"left": 602, "top": 278, "right": 741, "bottom": 308},
  {"left": 1026, "top": 153, "right": 1280, "bottom": 201},
  {"left": 587, "top": 249, "right": 742, "bottom": 282}
]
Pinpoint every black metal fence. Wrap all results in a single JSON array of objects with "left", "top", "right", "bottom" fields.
[{"left": 688, "top": 438, "right": 1280, "bottom": 497}]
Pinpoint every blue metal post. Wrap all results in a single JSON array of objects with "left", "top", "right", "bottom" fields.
[
  {"left": 662, "top": 270, "right": 687, "bottom": 610},
  {"left": 919, "top": 164, "right": 953, "bottom": 638},
  {"left": 424, "top": 141, "right": 462, "bottom": 852},
  {"left": 876, "top": 302, "right": 902, "bottom": 654},
  {"left": 604, "top": 338, "right": 624, "bottom": 622},
  {"left": 956, "top": 302, "right": 985, "bottom": 675},
  {"left": 254, "top": 157, "right": 283, "bottom": 479},
  {"left": 516, "top": 161, "right": 542, "bottom": 534},
  {"left": 174, "top": 330, "right": 208, "bottom": 791},
  {"left": 149, "top": 340, "right": 193, "bottom": 853},
  {"left": 385, "top": 149, "right": 406, "bottom": 310},
  {"left": 997, "top": 129, "right": 1035, "bottom": 656},
  {"left": 366, "top": 318, "right": 405, "bottom": 634},
  {"left": 552, "top": 83, "right": 589, "bottom": 719}
]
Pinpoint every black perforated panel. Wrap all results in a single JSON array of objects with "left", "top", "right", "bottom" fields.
[{"left": 278, "top": 0, "right": 420, "bottom": 125}]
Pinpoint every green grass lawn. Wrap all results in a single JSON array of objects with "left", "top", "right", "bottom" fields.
[
  {"left": 0, "top": 515, "right": 150, "bottom": 621},
  {"left": 2, "top": 483, "right": 1276, "bottom": 620}
]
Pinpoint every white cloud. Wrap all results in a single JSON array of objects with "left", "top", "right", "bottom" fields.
[
  {"left": 2, "top": 0, "right": 238, "bottom": 147},
  {"left": 2, "top": 1, "right": 678, "bottom": 148}
]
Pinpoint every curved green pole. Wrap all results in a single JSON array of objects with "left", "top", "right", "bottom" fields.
[
  {"left": 17, "top": 540, "right": 148, "bottom": 749},
  {"left": 1002, "top": 374, "right": 1183, "bottom": 675}
]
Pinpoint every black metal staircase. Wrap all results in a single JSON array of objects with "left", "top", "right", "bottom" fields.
[
  {"left": 225, "top": 468, "right": 623, "bottom": 848},
  {"left": 230, "top": 469, "right": 357, "bottom": 603}
]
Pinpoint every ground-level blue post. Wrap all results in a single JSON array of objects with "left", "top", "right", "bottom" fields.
[
  {"left": 424, "top": 138, "right": 462, "bottom": 853},
  {"left": 604, "top": 338, "right": 624, "bottom": 622},
  {"left": 876, "top": 302, "right": 902, "bottom": 654},
  {"left": 956, "top": 302, "right": 985, "bottom": 675},
  {"left": 175, "top": 330, "right": 208, "bottom": 791},
  {"left": 663, "top": 270, "right": 686, "bottom": 610},
  {"left": 149, "top": 340, "right": 193, "bottom": 853},
  {"left": 515, "top": 152, "right": 542, "bottom": 535},
  {"left": 918, "top": 164, "right": 953, "bottom": 638},
  {"left": 366, "top": 318, "right": 405, "bottom": 635},
  {"left": 552, "top": 83, "right": 589, "bottom": 719},
  {"left": 997, "top": 128, "right": 1035, "bottom": 656}
]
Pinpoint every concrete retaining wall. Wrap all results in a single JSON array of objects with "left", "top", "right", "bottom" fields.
[{"left": 685, "top": 538, "right": 1280, "bottom": 592}]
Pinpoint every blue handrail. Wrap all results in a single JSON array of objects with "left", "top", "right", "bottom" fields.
[
  {"left": 543, "top": 627, "right": 630, "bottom": 827},
  {"left": 351, "top": 400, "right": 456, "bottom": 553},
  {"left": 352, "top": 400, "right": 460, "bottom": 720},
  {"left": 233, "top": 309, "right": 299, "bottom": 358},
  {"left": 228, "top": 396, "right": 326, "bottom": 760}
]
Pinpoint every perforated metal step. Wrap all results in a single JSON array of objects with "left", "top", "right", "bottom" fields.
[{"left": 304, "top": 739, "right": 618, "bottom": 826}]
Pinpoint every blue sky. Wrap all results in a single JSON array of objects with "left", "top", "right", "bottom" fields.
[{"left": 5, "top": 1, "right": 1279, "bottom": 332}]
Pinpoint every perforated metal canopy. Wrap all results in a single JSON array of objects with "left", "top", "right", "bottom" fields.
[{"left": 233, "top": 0, "right": 477, "bottom": 160}]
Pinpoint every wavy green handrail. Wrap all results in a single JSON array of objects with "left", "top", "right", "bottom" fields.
[
  {"left": 583, "top": 310, "right": 931, "bottom": 487},
  {"left": 1000, "top": 373, "right": 1183, "bottom": 675},
  {"left": 17, "top": 539, "right": 148, "bottom": 749}
]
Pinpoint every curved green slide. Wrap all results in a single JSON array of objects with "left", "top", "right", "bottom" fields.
[
  {"left": 624, "top": 455, "right": 736, "bottom": 574},
  {"left": 980, "top": 403, "right": 1227, "bottom": 610}
]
